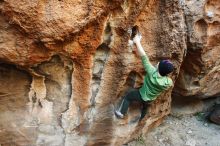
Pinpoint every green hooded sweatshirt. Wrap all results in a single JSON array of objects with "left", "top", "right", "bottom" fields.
[{"left": 139, "top": 55, "right": 173, "bottom": 101}]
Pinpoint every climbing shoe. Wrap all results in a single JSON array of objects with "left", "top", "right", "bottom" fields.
[{"left": 115, "top": 110, "right": 124, "bottom": 119}]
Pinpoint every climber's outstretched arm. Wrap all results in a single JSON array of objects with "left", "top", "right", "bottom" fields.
[
  {"left": 133, "top": 35, "right": 146, "bottom": 56},
  {"left": 133, "top": 34, "right": 155, "bottom": 74}
]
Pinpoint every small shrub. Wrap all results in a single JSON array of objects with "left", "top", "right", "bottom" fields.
[
  {"left": 135, "top": 135, "right": 146, "bottom": 146},
  {"left": 195, "top": 112, "right": 206, "bottom": 121}
]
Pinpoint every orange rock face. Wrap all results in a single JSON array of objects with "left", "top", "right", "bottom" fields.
[{"left": 0, "top": 0, "right": 218, "bottom": 145}]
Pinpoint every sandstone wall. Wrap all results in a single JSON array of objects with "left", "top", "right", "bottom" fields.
[
  {"left": 0, "top": 0, "right": 218, "bottom": 145},
  {"left": 174, "top": 0, "right": 220, "bottom": 98}
]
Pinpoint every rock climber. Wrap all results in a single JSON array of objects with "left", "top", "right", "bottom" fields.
[{"left": 115, "top": 29, "right": 174, "bottom": 121}]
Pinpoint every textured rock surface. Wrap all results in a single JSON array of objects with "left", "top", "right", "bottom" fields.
[
  {"left": 209, "top": 104, "right": 220, "bottom": 125},
  {"left": 174, "top": 0, "right": 220, "bottom": 98},
  {"left": 0, "top": 0, "right": 219, "bottom": 145}
]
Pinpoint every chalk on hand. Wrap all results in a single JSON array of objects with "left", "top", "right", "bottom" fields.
[{"left": 207, "top": 11, "right": 214, "bottom": 18}]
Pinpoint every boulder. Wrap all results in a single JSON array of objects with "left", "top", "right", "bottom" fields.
[
  {"left": 0, "top": 0, "right": 219, "bottom": 145},
  {"left": 173, "top": 0, "right": 220, "bottom": 98},
  {"left": 209, "top": 104, "right": 220, "bottom": 125}
]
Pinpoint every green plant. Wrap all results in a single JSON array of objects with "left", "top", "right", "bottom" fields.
[
  {"left": 195, "top": 112, "right": 206, "bottom": 121},
  {"left": 135, "top": 135, "right": 146, "bottom": 146}
]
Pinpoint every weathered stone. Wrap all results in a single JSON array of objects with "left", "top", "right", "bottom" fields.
[
  {"left": 171, "top": 96, "right": 204, "bottom": 116},
  {"left": 0, "top": 64, "right": 35, "bottom": 145},
  {"left": 209, "top": 104, "right": 220, "bottom": 125},
  {"left": 174, "top": 0, "right": 220, "bottom": 98},
  {"left": 0, "top": 0, "right": 219, "bottom": 145},
  {"left": 0, "top": 0, "right": 123, "bottom": 44}
]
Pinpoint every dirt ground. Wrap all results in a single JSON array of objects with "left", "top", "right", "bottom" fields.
[{"left": 128, "top": 114, "right": 220, "bottom": 146}]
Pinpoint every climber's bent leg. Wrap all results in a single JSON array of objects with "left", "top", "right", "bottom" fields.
[
  {"left": 139, "top": 102, "right": 148, "bottom": 121},
  {"left": 115, "top": 88, "right": 142, "bottom": 118}
]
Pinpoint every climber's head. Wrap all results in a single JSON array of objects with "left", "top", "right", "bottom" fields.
[{"left": 158, "top": 60, "right": 174, "bottom": 76}]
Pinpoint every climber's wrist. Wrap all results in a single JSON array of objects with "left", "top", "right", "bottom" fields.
[
  {"left": 135, "top": 40, "right": 141, "bottom": 46},
  {"left": 135, "top": 41, "right": 142, "bottom": 48}
]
